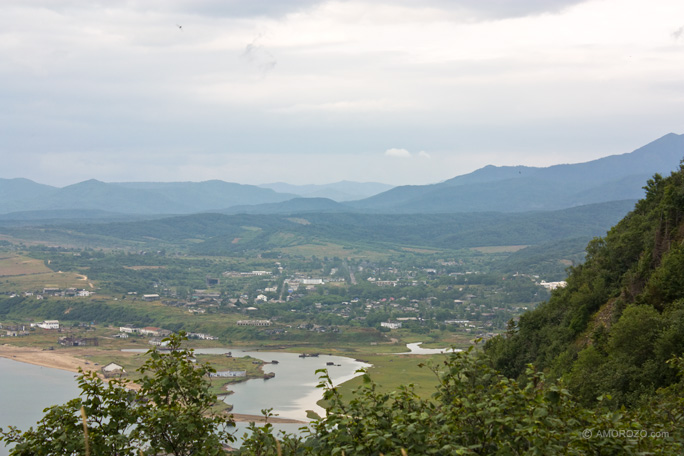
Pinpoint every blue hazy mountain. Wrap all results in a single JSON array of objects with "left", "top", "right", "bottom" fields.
[
  {"left": 258, "top": 181, "right": 394, "bottom": 202},
  {"left": 0, "top": 179, "right": 297, "bottom": 215},
  {"left": 348, "top": 133, "right": 684, "bottom": 213},
  {"left": 1, "top": 133, "right": 681, "bottom": 216}
]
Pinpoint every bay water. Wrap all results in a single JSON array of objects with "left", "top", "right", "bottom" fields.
[{"left": 0, "top": 349, "right": 369, "bottom": 453}]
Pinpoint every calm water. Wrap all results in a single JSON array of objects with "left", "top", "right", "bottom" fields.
[
  {"left": 194, "top": 348, "right": 369, "bottom": 443},
  {"left": 0, "top": 349, "right": 369, "bottom": 452},
  {"left": 0, "top": 358, "right": 81, "bottom": 456}
]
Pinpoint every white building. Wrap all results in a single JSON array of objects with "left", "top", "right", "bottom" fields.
[
  {"left": 101, "top": 362, "right": 127, "bottom": 378},
  {"left": 380, "top": 322, "right": 402, "bottom": 330},
  {"left": 236, "top": 320, "right": 271, "bottom": 326},
  {"left": 187, "top": 332, "right": 218, "bottom": 340},
  {"left": 209, "top": 370, "right": 246, "bottom": 378},
  {"left": 139, "top": 327, "right": 163, "bottom": 337},
  {"left": 148, "top": 338, "right": 169, "bottom": 347},
  {"left": 34, "top": 320, "right": 60, "bottom": 330},
  {"left": 539, "top": 281, "right": 567, "bottom": 290}
]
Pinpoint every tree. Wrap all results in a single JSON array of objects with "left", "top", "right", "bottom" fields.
[
  {"left": 237, "top": 346, "right": 684, "bottom": 455},
  {"left": 0, "top": 332, "right": 235, "bottom": 455}
]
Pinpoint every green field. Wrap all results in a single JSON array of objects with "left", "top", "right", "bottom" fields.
[
  {"left": 280, "top": 241, "right": 393, "bottom": 260},
  {"left": 0, "top": 255, "right": 53, "bottom": 276}
]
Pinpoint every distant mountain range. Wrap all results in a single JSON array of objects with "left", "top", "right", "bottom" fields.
[
  {"left": 0, "top": 179, "right": 297, "bottom": 215},
  {"left": 258, "top": 181, "right": 394, "bottom": 202},
  {"left": 1, "top": 133, "right": 682, "bottom": 217},
  {"left": 0, "top": 179, "right": 385, "bottom": 216},
  {"left": 347, "top": 133, "right": 684, "bottom": 213}
]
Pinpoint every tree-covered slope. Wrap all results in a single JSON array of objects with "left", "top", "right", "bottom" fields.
[
  {"left": 486, "top": 163, "right": 684, "bottom": 406},
  {"left": 1, "top": 200, "right": 635, "bottom": 254}
]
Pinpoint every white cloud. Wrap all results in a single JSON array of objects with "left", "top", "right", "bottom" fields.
[
  {"left": 418, "top": 151, "right": 431, "bottom": 159},
  {"left": 384, "top": 148, "right": 412, "bottom": 158}
]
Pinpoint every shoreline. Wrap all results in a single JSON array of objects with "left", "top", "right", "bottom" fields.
[
  {"left": 0, "top": 344, "right": 308, "bottom": 424},
  {"left": 0, "top": 343, "right": 95, "bottom": 374}
]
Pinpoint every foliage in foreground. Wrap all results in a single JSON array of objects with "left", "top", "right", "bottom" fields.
[
  {"left": 3, "top": 341, "right": 683, "bottom": 455},
  {"left": 0, "top": 332, "right": 234, "bottom": 455},
  {"left": 239, "top": 346, "right": 684, "bottom": 455}
]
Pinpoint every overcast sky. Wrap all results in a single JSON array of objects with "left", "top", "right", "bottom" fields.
[{"left": 1, "top": 0, "right": 683, "bottom": 187}]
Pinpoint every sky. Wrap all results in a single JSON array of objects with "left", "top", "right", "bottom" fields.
[{"left": 1, "top": 0, "right": 683, "bottom": 187}]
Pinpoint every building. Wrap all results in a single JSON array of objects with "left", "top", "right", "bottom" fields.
[
  {"left": 33, "top": 320, "right": 60, "bottom": 330},
  {"left": 187, "top": 332, "right": 218, "bottom": 341},
  {"left": 59, "top": 336, "right": 99, "bottom": 347},
  {"left": 380, "top": 322, "right": 402, "bottom": 329},
  {"left": 539, "top": 280, "right": 567, "bottom": 290},
  {"left": 236, "top": 320, "right": 272, "bottom": 326},
  {"left": 250, "top": 271, "right": 271, "bottom": 276},
  {"left": 149, "top": 338, "right": 169, "bottom": 347},
  {"left": 119, "top": 326, "right": 139, "bottom": 334},
  {"left": 139, "top": 327, "right": 165, "bottom": 337},
  {"left": 208, "top": 370, "right": 246, "bottom": 378},
  {"left": 101, "top": 362, "right": 127, "bottom": 378}
]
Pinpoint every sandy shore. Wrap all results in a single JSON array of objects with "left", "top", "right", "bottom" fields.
[
  {"left": 0, "top": 343, "right": 95, "bottom": 374},
  {"left": 0, "top": 344, "right": 306, "bottom": 424}
]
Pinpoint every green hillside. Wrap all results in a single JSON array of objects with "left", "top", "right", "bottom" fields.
[
  {"left": 0, "top": 200, "right": 634, "bottom": 256},
  {"left": 486, "top": 163, "right": 684, "bottom": 407}
]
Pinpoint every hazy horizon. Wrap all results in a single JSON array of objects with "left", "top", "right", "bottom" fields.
[
  {"left": 2, "top": 0, "right": 683, "bottom": 187},
  {"left": 5, "top": 131, "right": 676, "bottom": 190}
]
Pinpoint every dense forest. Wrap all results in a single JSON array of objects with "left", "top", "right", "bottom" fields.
[{"left": 486, "top": 163, "right": 684, "bottom": 408}]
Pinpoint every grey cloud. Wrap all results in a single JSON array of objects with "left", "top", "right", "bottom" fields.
[
  {"left": 673, "top": 26, "right": 684, "bottom": 41},
  {"left": 13, "top": 0, "right": 589, "bottom": 21},
  {"left": 176, "top": 0, "right": 590, "bottom": 20},
  {"left": 389, "top": 0, "right": 590, "bottom": 20},
  {"left": 12, "top": 0, "right": 328, "bottom": 19},
  {"left": 242, "top": 35, "right": 277, "bottom": 74},
  {"left": 172, "top": 0, "right": 328, "bottom": 18}
]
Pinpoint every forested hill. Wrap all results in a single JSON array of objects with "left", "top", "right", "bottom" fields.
[
  {"left": 486, "top": 163, "right": 684, "bottom": 407},
  {"left": 2, "top": 200, "right": 635, "bottom": 254}
]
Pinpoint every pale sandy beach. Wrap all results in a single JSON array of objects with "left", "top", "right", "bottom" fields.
[{"left": 0, "top": 343, "right": 94, "bottom": 374}]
